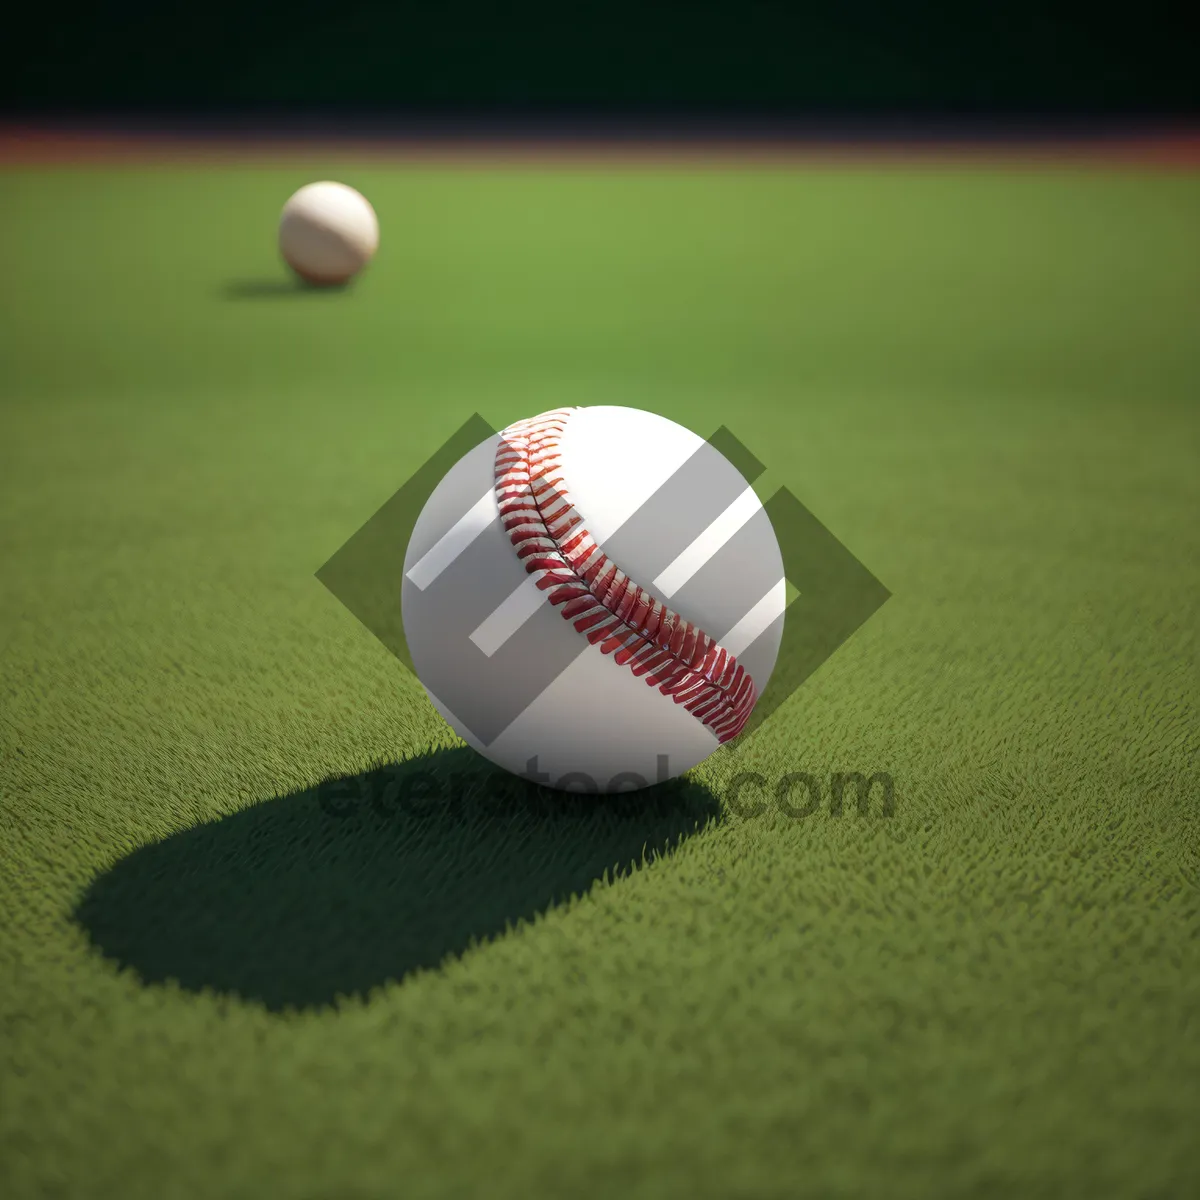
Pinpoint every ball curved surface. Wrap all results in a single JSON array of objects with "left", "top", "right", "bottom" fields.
[
  {"left": 402, "top": 406, "right": 786, "bottom": 792},
  {"left": 278, "top": 181, "right": 379, "bottom": 285}
]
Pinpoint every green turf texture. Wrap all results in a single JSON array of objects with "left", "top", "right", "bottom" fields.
[{"left": 1, "top": 162, "right": 1198, "bottom": 1199}]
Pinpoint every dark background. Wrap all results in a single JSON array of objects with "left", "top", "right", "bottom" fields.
[{"left": 6, "top": 1, "right": 1197, "bottom": 124}]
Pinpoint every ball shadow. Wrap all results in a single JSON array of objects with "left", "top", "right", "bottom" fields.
[
  {"left": 221, "top": 278, "right": 350, "bottom": 299},
  {"left": 74, "top": 748, "right": 721, "bottom": 1012}
]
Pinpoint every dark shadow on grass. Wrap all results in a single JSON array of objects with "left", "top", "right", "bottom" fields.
[
  {"left": 74, "top": 747, "right": 721, "bottom": 1012},
  {"left": 222, "top": 278, "right": 350, "bottom": 298}
]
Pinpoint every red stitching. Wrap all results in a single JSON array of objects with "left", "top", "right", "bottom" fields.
[{"left": 494, "top": 408, "right": 758, "bottom": 743}]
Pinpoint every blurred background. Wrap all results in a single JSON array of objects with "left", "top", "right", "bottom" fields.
[
  {"left": 3, "top": 5, "right": 1199, "bottom": 1200},
  {"left": 5, "top": 0, "right": 1197, "bottom": 134}
]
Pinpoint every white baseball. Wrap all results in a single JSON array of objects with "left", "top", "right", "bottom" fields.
[
  {"left": 402, "top": 406, "right": 787, "bottom": 793},
  {"left": 278, "top": 181, "right": 379, "bottom": 286}
]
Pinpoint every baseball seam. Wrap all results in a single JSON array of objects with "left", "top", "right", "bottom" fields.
[{"left": 494, "top": 408, "right": 758, "bottom": 743}]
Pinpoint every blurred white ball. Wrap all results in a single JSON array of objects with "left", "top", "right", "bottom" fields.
[{"left": 278, "top": 181, "right": 379, "bottom": 286}]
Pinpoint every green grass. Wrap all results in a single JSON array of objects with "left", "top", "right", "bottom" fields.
[{"left": 1, "top": 161, "right": 1198, "bottom": 1199}]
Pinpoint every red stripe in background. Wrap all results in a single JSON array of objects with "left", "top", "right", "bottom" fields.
[{"left": 1, "top": 126, "right": 1199, "bottom": 168}]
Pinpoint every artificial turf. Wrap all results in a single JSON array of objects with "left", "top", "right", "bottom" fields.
[{"left": 1, "top": 160, "right": 1198, "bottom": 1199}]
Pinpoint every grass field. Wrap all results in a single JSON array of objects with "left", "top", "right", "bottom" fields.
[{"left": 2, "top": 155, "right": 1198, "bottom": 1198}]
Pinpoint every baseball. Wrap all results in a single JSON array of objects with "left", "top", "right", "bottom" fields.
[
  {"left": 278, "top": 181, "right": 379, "bottom": 286},
  {"left": 401, "top": 406, "right": 787, "bottom": 793}
]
